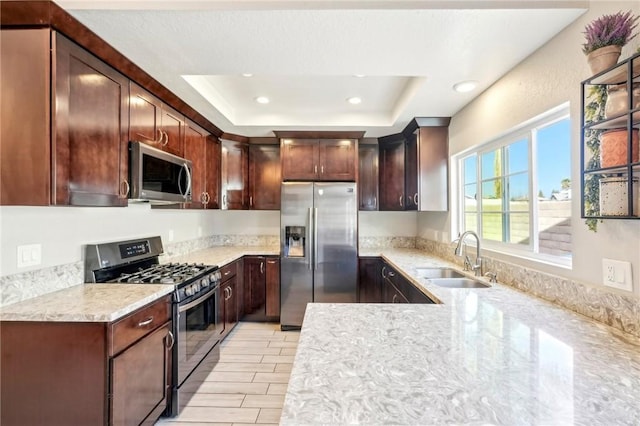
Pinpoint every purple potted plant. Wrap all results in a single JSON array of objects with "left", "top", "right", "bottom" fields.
[{"left": 582, "top": 10, "right": 638, "bottom": 75}]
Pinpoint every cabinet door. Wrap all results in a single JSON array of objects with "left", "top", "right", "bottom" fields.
[
  {"left": 184, "top": 122, "right": 208, "bottom": 208},
  {"left": 161, "top": 105, "right": 185, "bottom": 156},
  {"left": 378, "top": 139, "right": 406, "bottom": 211},
  {"left": 404, "top": 133, "right": 418, "bottom": 211},
  {"left": 110, "top": 321, "right": 171, "bottom": 426},
  {"left": 281, "top": 139, "right": 318, "bottom": 180},
  {"left": 358, "top": 257, "right": 383, "bottom": 303},
  {"left": 265, "top": 257, "right": 280, "bottom": 318},
  {"left": 221, "top": 140, "right": 249, "bottom": 209},
  {"left": 1, "top": 29, "right": 51, "bottom": 205},
  {"left": 358, "top": 145, "right": 379, "bottom": 210},
  {"left": 52, "top": 33, "right": 129, "bottom": 207},
  {"left": 129, "top": 82, "right": 162, "bottom": 147},
  {"left": 319, "top": 139, "right": 356, "bottom": 181},
  {"left": 243, "top": 256, "right": 266, "bottom": 318},
  {"left": 205, "top": 136, "right": 221, "bottom": 209},
  {"left": 417, "top": 126, "right": 449, "bottom": 212},
  {"left": 249, "top": 145, "right": 281, "bottom": 210}
]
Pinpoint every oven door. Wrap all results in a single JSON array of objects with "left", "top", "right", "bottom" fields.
[{"left": 176, "top": 285, "right": 222, "bottom": 386}]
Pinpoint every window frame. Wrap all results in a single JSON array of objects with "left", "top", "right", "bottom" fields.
[{"left": 454, "top": 104, "right": 572, "bottom": 267}]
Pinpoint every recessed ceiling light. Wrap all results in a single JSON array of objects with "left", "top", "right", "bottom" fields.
[
  {"left": 453, "top": 80, "right": 478, "bottom": 93},
  {"left": 353, "top": 74, "right": 366, "bottom": 78},
  {"left": 242, "top": 73, "right": 253, "bottom": 77},
  {"left": 255, "top": 96, "right": 270, "bottom": 104},
  {"left": 347, "top": 97, "right": 362, "bottom": 105}
]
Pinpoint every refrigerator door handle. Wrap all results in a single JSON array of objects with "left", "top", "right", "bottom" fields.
[
  {"left": 308, "top": 207, "right": 313, "bottom": 270},
  {"left": 314, "top": 207, "right": 319, "bottom": 271}
]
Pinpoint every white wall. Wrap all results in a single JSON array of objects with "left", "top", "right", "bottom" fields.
[
  {"left": 418, "top": 1, "right": 640, "bottom": 296},
  {"left": 0, "top": 205, "right": 279, "bottom": 276}
]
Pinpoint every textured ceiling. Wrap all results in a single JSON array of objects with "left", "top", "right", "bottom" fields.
[{"left": 60, "top": 1, "right": 587, "bottom": 137}]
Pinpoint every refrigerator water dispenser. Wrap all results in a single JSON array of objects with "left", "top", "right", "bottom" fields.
[{"left": 284, "top": 226, "right": 305, "bottom": 257}]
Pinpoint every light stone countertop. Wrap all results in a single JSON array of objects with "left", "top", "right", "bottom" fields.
[
  {"left": 0, "top": 284, "right": 174, "bottom": 322},
  {"left": 166, "top": 245, "right": 279, "bottom": 266},
  {"left": 0, "top": 245, "right": 279, "bottom": 323},
  {"left": 281, "top": 248, "right": 640, "bottom": 425}
]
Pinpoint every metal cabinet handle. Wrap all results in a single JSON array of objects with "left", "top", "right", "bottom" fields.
[
  {"left": 223, "top": 194, "right": 227, "bottom": 207},
  {"left": 224, "top": 270, "right": 231, "bottom": 276},
  {"left": 161, "top": 131, "right": 169, "bottom": 146},
  {"left": 165, "top": 331, "right": 175, "bottom": 349},
  {"left": 414, "top": 193, "right": 418, "bottom": 206},
  {"left": 373, "top": 196, "right": 377, "bottom": 208},
  {"left": 229, "top": 287, "right": 233, "bottom": 297},
  {"left": 381, "top": 266, "right": 387, "bottom": 279},
  {"left": 138, "top": 317, "right": 154, "bottom": 327},
  {"left": 155, "top": 128, "right": 163, "bottom": 144},
  {"left": 388, "top": 271, "right": 396, "bottom": 277},
  {"left": 120, "top": 180, "right": 130, "bottom": 197},
  {"left": 250, "top": 196, "right": 253, "bottom": 207},
  {"left": 399, "top": 194, "right": 403, "bottom": 207},
  {"left": 314, "top": 165, "right": 318, "bottom": 174},
  {"left": 392, "top": 294, "right": 400, "bottom": 303},
  {"left": 260, "top": 261, "right": 264, "bottom": 274},
  {"left": 321, "top": 165, "right": 324, "bottom": 174}
]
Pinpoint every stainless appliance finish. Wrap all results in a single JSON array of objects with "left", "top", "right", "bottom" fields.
[
  {"left": 129, "top": 141, "right": 193, "bottom": 203},
  {"left": 85, "top": 236, "right": 221, "bottom": 417},
  {"left": 280, "top": 182, "right": 357, "bottom": 329}
]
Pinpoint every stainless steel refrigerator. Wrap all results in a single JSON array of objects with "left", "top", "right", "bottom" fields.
[{"left": 280, "top": 182, "right": 358, "bottom": 329}]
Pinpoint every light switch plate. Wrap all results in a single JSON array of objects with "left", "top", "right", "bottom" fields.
[
  {"left": 602, "top": 258, "right": 633, "bottom": 292},
  {"left": 17, "top": 244, "right": 42, "bottom": 268}
]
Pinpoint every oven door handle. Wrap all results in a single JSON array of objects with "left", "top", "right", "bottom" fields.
[{"left": 178, "top": 286, "right": 218, "bottom": 313}]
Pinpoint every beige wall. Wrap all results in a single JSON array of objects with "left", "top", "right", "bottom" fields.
[{"left": 418, "top": 1, "right": 640, "bottom": 296}]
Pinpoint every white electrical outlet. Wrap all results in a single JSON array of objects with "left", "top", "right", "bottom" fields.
[
  {"left": 602, "top": 259, "right": 633, "bottom": 292},
  {"left": 198, "top": 226, "right": 203, "bottom": 237},
  {"left": 168, "top": 229, "right": 175, "bottom": 242},
  {"left": 17, "top": 244, "right": 42, "bottom": 268}
]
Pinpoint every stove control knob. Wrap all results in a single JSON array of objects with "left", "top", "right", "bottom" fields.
[
  {"left": 193, "top": 283, "right": 200, "bottom": 294},
  {"left": 201, "top": 277, "right": 209, "bottom": 288},
  {"left": 185, "top": 286, "right": 193, "bottom": 297}
]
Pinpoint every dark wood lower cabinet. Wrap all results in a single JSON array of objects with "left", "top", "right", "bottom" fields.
[
  {"left": 358, "top": 258, "right": 434, "bottom": 304},
  {"left": 0, "top": 296, "right": 172, "bottom": 426},
  {"left": 243, "top": 256, "right": 280, "bottom": 321}
]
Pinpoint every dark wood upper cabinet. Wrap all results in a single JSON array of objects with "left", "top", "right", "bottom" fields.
[
  {"left": 281, "top": 138, "right": 357, "bottom": 181},
  {"left": 1, "top": 28, "right": 51, "bottom": 205},
  {"left": 249, "top": 144, "right": 281, "bottom": 210},
  {"left": 205, "top": 136, "right": 221, "bottom": 209},
  {"left": 183, "top": 121, "right": 209, "bottom": 208},
  {"left": 378, "top": 137, "right": 406, "bottom": 211},
  {"left": 358, "top": 144, "right": 379, "bottom": 211},
  {"left": 52, "top": 32, "right": 130, "bottom": 207},
  {"left": 129, "top": 82, "right": 185, "bottom": 157},
  {"left": 221, "top": 140, "right": 249, "bottom": 210},
  {"left": 378, "top": 120, "right": 449, "bottom": 212}
]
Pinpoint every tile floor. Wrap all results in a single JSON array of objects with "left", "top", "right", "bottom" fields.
[{"left": 156, "top": 321, "right": 299, "bottom": 426}]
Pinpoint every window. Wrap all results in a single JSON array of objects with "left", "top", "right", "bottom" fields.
[{"left": 458, "top": 106, "right": 572, "bottom": 263}]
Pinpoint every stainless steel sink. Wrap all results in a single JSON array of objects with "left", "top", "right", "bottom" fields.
[
  {"left": 415, "top": 267, "right": 465, "bottom": 279},
  {"left": 430, "top": 278, "right": 490, "bottom": 289}
]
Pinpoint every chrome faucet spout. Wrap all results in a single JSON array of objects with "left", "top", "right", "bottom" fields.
[{"left": 454, "top": 231, "right": 483, "bottom": 276}]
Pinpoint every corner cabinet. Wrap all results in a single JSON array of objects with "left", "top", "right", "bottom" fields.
[
  {"left": 358, "top": 143, "right": 379, "bottom": 210},
  {"left": 221, "top": 139, "right": 249, "bottom": 210},
  {"left": 249, "top": 144, "right": 281, "bottom": 210},
  {"left": 581, "top": 52, "right": 640, "bottom": 220}
]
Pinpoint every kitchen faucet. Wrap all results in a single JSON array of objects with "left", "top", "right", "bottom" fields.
[{"left": 454, "top": 231, "right": 483, "bottom": 276}]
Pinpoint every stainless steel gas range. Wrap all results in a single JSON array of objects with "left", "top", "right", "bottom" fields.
[{"left": 85, "top": 236, "right": 222, "bottom": 417}]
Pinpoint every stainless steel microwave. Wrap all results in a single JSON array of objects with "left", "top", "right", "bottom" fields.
[{"left": 129, "top": 141, "right": 192, "bottom": 203}]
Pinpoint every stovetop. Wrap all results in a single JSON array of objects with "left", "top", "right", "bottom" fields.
[{"left": 109, "top": 263, "right": 218, "bottom": 286}]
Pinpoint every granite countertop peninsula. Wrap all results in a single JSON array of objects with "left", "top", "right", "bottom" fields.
[
  {"left": 282, "top": 248, "right": 640, "bottom": 425},
  {"left": 0, "top": 284, "right": 174, "bottom": 322}
]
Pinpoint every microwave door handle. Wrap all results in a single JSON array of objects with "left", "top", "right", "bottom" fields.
[{"left": 183, "top": 163, "right": 192, "bottom": 199}]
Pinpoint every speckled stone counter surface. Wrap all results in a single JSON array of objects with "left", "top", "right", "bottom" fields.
[
  {"left": 282, "top": 248, "right": 640, "bottom": 425},
  {"left": 166, "top": 245, "right": 279, "bottom": 266},
  {"left": 0, "top": 284, "right": 173, "bottom": 322}
]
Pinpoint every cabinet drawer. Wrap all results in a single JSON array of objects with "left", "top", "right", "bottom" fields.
[
  {"left": 220, "top": 261, "right": 238, "bottom": 281},
  {"left": 109, "top": 295, "right": 171, "bottom": 356}
]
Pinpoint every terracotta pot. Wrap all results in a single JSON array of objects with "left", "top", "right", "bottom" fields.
[
  {"left": 600, "top": 128, "right": 639, "bottom": 168},
  {"left": 587, "top": 45, "right": 622, "bottom": 75}
]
